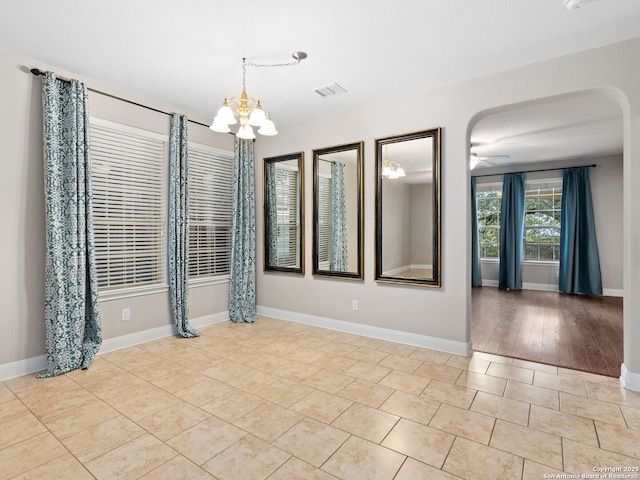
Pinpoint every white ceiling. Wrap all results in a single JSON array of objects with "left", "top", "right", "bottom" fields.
[
  {"left": 0, "top": 0, "right": 637, "bottom": 166},
  {"left": 471, "top": 94, "right": 624, "bottom": 169}
]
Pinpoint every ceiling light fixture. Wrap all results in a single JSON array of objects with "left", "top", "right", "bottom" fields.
[
  {"left": 564, "top": 0, "right": 585, "bottom": 10},
  {"left": 381, "top": 146, "right": 406, "bottom": 179},
  {"left": 210, "top": 52, "right": 307, "bottom": 139}
]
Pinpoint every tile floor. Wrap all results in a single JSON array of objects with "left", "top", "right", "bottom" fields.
[{"left": 2, "top": 317, "right": 640, "bottom": 479}]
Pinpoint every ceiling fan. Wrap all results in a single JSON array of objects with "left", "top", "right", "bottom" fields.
[{"left": 469, "top": 152, "right": 511, "bottom": 170}]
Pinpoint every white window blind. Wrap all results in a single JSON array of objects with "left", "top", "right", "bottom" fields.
[
  {"left": 274, "top": 165, "right": 300, "bottom": 267},
  {"left": 318, "top": 175, "right": 332, "bottom": 269},
  {"left": 89, "top": 119, "right": 168, "bottom": 292},
  {"left": 188, "top": 144, "right": 233, "bottom": 279}
]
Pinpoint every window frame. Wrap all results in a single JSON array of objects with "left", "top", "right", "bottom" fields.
[
  {"left": 89, "top": 117, "right": 169, "bottom": 301},
  {"left": 317, "top": 172, "right": 332, "bottom": 270},
  {"left": 475, "top": 178, "right": 563, "bottom": 264},
  {"left": 272, "top": 162, "right": 301, "bottom": 269},
  {"left": 523, "top": 180, "right": 563, "bottom": 264},
  {"left": 476, "top": 183, "right": 502, "bottom": 261},
  {"left": 187, "top": 142, "right": 234, "bottom": 287}
]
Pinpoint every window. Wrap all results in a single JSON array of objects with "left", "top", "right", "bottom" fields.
[
  {"left": 524, "top": 184, "right": 562, "bottom": 261},
  {"left": 475, "top": 181, "right": 562, "bottom": 262},
  {"left": 188, "top": 144, "right": 233, "bottom": 280},
  {"left": 476, "top": 190, "right": 501, "bottom": 259},
  {"left": 90, "top": 119, "right": 168, "bottom": 292},
  {"left": 273, "top": 164, "right": 300, "bottom": 267},
  {"left": 317, "top": 174, "right": 332, "bottom": 268}
]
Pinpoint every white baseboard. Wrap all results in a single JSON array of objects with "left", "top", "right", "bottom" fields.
[
  {"left": 480, "top": 279, "right": 559, "bottom": 292},
  {"left": 0, "top": 311, "right": 229, "bottom": 382},
  {"left": 256, "top": 306, "right": 471, "bottom": 357},
  {"left": 99, "top": 311, "right": 229, "bottom": 355},
  {"left": 603, "top": 288, "right": 624, "bottom": 297},
  {"left": 0, "top": 355, "right": 48, "bottom": 383},
  {"left": 481, "top": 280, "right": 623, "bottom": 297},
  {"left": 621, "top": 364, "right": 640, "bottom": 392}
]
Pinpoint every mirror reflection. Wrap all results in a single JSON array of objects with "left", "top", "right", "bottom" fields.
[
  {"left": 263, "top": 152, "right": 304, "bottom": 274},
  {"left": 375, "top": 128, "right": 441, "bottom": 287},
  {"left": 313, "top": 142, "right": 363, "bottom": 280}
]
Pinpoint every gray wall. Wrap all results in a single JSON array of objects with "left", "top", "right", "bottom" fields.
[
  {"left": 474, "top": 154, "right": 623, "bottom": 294},
  {"left": 381, "top": 181, "right": 412, "bottom": 272},
  {"left": 381, "top": 182, "right": 433, "bottom": 273},
  {"left": 410, "top": 183, "right": 433, "bottom": 267},
  {"left": 0, "top": 48, "right": 233, "bottom": 368}
]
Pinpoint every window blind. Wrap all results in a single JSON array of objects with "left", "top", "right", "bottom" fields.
[
  {"left": 275, "top": 166, "right": 300, "bottom": 267},
  {"left": 89, "top": 120, "right": 167, "bottom": 291},
  {"left": 188, "top": 144, "right": 233, "bottom": 279},
  {"left": 318, "top": 175, "right": 332, "bottom": 268}
]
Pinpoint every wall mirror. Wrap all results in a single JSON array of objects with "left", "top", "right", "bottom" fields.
[
  {"left": 312, "top": 141, "right": 364, "bottom": 280},
  {"left": 375, "top": 128, "right": 441, "bottom": 287},
  {"left": 263, "top": 152, "right": 304, "bottom": 274}
]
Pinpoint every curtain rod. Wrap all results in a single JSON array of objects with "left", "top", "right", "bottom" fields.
[
  {"left": 30, "top": 68, "right": 211, "bottom": 129},
  {"left": 472, "top": 163, "right": 596, "bottom": 178}
]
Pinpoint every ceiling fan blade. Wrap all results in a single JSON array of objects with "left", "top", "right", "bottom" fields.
[
  {"left": 477, "top": 154, "right": 510, "bottom": 162},
  {"left": 478, "top": 158, "right": 496, "bottom": 165}
]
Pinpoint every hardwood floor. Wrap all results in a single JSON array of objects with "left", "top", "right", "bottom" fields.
[{"left": 471, "top": 286, "right": 623, "bottom": 377}]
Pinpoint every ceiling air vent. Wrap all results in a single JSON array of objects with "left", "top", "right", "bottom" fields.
[{"left": 314, "top": 83, "right": 348, "bottom": 98}]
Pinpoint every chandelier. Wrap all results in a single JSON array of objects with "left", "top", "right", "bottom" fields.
[
  {"left": 381, "top": 146, "right": 406, "bottom": 179},
  {"left": 210, "top": 52, "right": 307, "bottom": 140}
]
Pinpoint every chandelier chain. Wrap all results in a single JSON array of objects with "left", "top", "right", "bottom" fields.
[
  {"left": 241, "top": 57, "right": 302, "bottom": 92},
  {"left": 244, "top": 59, "right": 303, "bottom": 68}
]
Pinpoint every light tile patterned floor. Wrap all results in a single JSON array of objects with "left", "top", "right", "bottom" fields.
[{"left": 2, "top": 317, "right": 640, "bottom": 479}]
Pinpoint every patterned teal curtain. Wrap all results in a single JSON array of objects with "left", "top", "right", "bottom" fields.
[
  {"left": 471, "top": 177, "right": 482, "bottom": 286},
  {"left": 229, "top": 138, "right": 257, "bottom": 323},
  {"left": 498, "top": 173, "right": 525, "bottom": 290},
  {"left": 559, "top": 167, "right": 602, "bottom": 295},
  {"left": 266, "top": 162, "right": 278, "bottom": 266},
  {"left": 168, "top": 114, "right": 199, "bottom": 338},
  {"left": 330, "top": 162, "right": 348, "bottom": 271},
  {"left": 39, "top": 72, "right": 101, "bottom": 377}
]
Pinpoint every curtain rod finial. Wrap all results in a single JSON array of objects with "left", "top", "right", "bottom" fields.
[{"left": 30, "top": 68, "right": 43, "bottom": 76}]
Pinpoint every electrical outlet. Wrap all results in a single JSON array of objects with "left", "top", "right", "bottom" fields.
[
  {"left": 352, "top": 300, "right": 359, "bottom": 311},
  {"left": 121, "top": 308, "right": 131, "bottom": 322}
]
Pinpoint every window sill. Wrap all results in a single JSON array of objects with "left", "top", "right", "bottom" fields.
[
  {"left": 480, "top": 258, "right": 559, "bottom": 266},
  {"left": 189, "top": 275, "right": 230, "bottom": 288},
  {"left": 99, "top": 284, "right": 169, "bottom": 302}
]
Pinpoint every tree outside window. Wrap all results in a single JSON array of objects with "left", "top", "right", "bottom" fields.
[
  {"left": 475, "top": 184, "right": 562, "bottom": 262},
  {"left": 524, "top": 186, "right": 562, "bottom": 261},
  {"left": 477, "top": 190, "right": 501, "bottom": 259}
]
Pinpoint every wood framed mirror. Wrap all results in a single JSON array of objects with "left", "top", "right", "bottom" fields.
[
  {"left": 375, "top": 128, "right": 441, "bottom": 287},
  {"left": 263, "top": 152, "right": 304, "bottom": 274},
  {"left": 312, "top": 141, "right": 364, "bottom": 280}
]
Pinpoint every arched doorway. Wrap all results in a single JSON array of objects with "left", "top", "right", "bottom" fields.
[{"left": 469, "top": 91, "right": 624, "bottom": 377}]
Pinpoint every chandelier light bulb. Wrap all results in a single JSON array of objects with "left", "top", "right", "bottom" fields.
[
  {"left": 210, "top": 116, "right": 231, "bottom": 133},
  {"left": 236, "top": 124, "right": 256, "bottom": 140},
  {"left": 258, "top": 115, "right": 278, "bottom": 136},
  {"left": 248, "top": 102, "right": 266, "bottom": 126},
  {"left": 216, "top": 101, "right": 236, "bottom": 125}
]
